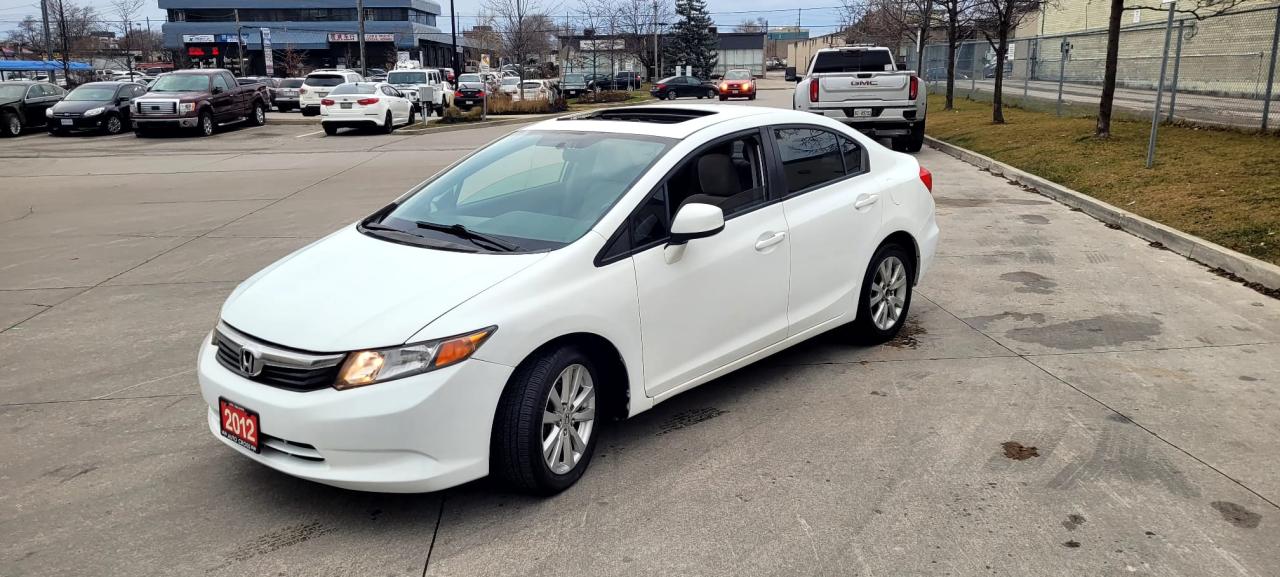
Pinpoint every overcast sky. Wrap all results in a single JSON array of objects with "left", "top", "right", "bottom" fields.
[{"left": 0, "top": 0, "right": 846, "bottom": 35}]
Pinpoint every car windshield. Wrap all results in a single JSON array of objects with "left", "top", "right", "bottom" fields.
[
  {"left": 65, "top": 86, "right": 116, "bottom": 101},
  {"left": 306, "top": 74, "right": 346, "bottom": 87},
  {"left": 725, "top": 70, "right": 751, "bottom": 80},
  {"left": 501, "top": 77, "right": 520, "bottom": 85},
  {"left": 372, "top": 131, "right": 673, "bottom": 251},
  {"left": 457, "top": 74, "right": 482, "bottom": 83},
  {"left": 150, "top": 75, "right": 209, "bottom": 92},
  {"left": 388, "top": 71, "right": 427, "bottom": 84},
  {"left": 812, "top": 49, "right": 894, "bottom": 73},
  {"left": 329, "top": 83, "right": 377, "bottom": 95},
  {"left": 279, "top": 78, "right": 304, "bottom": 88},
  {"left": 563, "top": 74, "right": 585, "bottom": 83},
  {"left": 521, "top": 82, "right": 542, "bottom": 89},
  {"left": 0, "top": 85, "right": 27, "bottom": 99}
]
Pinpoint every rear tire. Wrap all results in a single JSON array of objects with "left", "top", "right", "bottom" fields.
[
  {"left": 665, "top": 90, "right": 676, "bottom": 100},
  {"left": 903, "top": 122, "right": 925, "bottom": 153},
  {"left": 381, "top": 111, "right": 394, "bottom": 134},
  {"left": 407, "top": 107, "right": 416, "bottom": 126},
  {"left": 842, "top": 243, "right": 915, "bottom": 344},
  {"left": 492, "top": 345, "right": 600, "bottom": 495},
  {"left": 323, "top": 124, "right": 339, "bottom": 136}
]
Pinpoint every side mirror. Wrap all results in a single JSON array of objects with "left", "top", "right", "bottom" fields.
[
  {"left": 784, "top": 67, "right": 797, "bottom": 82},
  {"left": 896, "top": 62, "right": 908, "bottom": 71},
  {"left": 668, "top": 202, "right": 724, "bottom": 246},
  {"left": 212, "top": 86, "right": 223, "bottom": 94}
]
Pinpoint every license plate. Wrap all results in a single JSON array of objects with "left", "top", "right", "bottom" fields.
[
  {"left": 219, "top": 397, "right": 260, "bottom": 453},
  {"left": 731, "top": 90, "right": 739, "bottom": 94},
  {"left": 60, "top": 119, "right": 72, "bottom": 125},
  {"left": 463, "top": 99, "right": 475, "bottom": 105},
  {"left": 340, "top": 102, "right": 352, "bottom": 109},
  {"left": 853, "top": 109, "right": 873, "bottom": 117}
]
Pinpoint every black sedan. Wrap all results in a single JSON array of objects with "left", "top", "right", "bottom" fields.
[
  {"left": 453, "top": 81, "right": 488, "bottom": 111},
  {"left": 47, "top": 82, "right": 147, "bottom": 135},
  {"left": 0, "top": 80, "right": 65, "bottom": 137},
  {"left": 649, "top": 76, "right": 717, "bottom": 100}
]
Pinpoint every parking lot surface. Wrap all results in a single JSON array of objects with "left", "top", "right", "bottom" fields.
[{"left": 2, "top": 87, "right": 1278, "bottom": 576}]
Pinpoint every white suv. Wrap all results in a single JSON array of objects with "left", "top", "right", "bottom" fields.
[
  {"left": 299, "top": 70, "right": 364, "bottom": 116},
  {"left": 386, "top": 68, "right": 450, "bottom": 116}
]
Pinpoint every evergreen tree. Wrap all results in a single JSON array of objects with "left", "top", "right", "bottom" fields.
[{"left": 666, "top": 0, "right": 718, "bottom": 78}]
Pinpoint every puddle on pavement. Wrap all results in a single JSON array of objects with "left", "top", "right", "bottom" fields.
[
  {"left": 1005, "top": 313, "right": 1163, "bottom": 351},
  {"left": 1211, "top": 501, "right": 1261, "bottom": 528},
  {"left": 1062, "top": 513, "right": 1087, "bottom": 531},
  {"left": 1001, "top": 441, "right": 1039, "bottom": 460},
  {"left": 999, "top": 271, "right": 1058, "bottom": 294},
  {"left": 887, "top": 319, "right": 926, "bottom": 349}
]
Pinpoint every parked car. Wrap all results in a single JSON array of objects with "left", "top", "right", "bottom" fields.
[
  {"left": 560, "top": 73, "right": 589, "bottom": 98},
  {"left": 438, "top": 67, "right": 456, "bottom": 84},
  {"left": 650, "top": 75, "right": 716, "bottom": 100},
  {"left": 584, "top": 73, "right": 610, "bottom": 91},
  {"left": 237, "top": 76, "right": 278, "bottom": 107},
  {"left": 131, "top": 69, "right": 270, "bottom": 137},
  {"left": 453, "top": 77, "right": 487, "bottom": 110},
  {"left": 0, "top": 80, "right": 65, "bottom": 137},
  {"left": 596, "top": 71, "right": 643, "bottom": 91},
  {"left": 518, "top": 79, "right": 551, "bottom": 101},
  {"left": 197, "top": 104, "right": 939, "bottom": 495},
  {"left": 300, "top": 69, "right": 364, "bottom": 116},
  {"left": 716, "top": 69, "right": 756, "bottom": 101},
  {"left": 367, "top": 68, "right": 388, "bottom": 82},
  {"left": 386, "top": 68, "right": 450, "bottom": 116},
  {"left": 320, "top": 82, "right": 415, "bottom": 135},
  {"left": 274, "top": 78, "right": 304, "bottom": 111},
  {"left": 793, "top": 45, "right": 926, "bottom": 152},
  {"left": 498, "top": 76, "right": 521, "bottom": 97},
  {"left": 46, "top": 81, "right": 145, "bottom": 135}
]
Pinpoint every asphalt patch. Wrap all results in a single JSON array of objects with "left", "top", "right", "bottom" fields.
[
  {"left": 1001, "top": 441, "right": 1039, "bottom": 460},
  {"left": 656, "top": 407, "right": 727, "bottom": 436},
  {"left": 999, "top": 271, "right": 1057, "bottom": 294},
  {"left": 1005, "top": 313, "right": 1163, "bottom": 351},
  {"left": 1062, "top": 513, "right": 1086, "bottom": 531},
  {"left": 1211, "top": 501, "right": 1262, "bottom": 529},
  {"left": 1019, "top": 214, "right": 1051, "bottom": 225},
  {"left": 1063, "top": 540, "right": 1081, "bottom": 548}
]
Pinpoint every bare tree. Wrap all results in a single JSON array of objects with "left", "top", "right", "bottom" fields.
[
  {"left": 735, "top": 17, "right": 768, "bottom": 33},
  {"left": 616, "top": 0, "right": 673, "bottom": 80},
  {"left": 280, "top": 44, "right": 309, "bottom": 77},
  {"left": 1095, "top": 0, "right": 1243, "bottom": 138},
  {"left": 47, "top": 0, "right": 99, "bottom": 85},
  {"left": 940, "top": 0, "right": 977, "bottom": 110},
  {"left": 6, "top": 16, "right": 45, "bottom": 57},
  {"left": 484, "top": 0, "right": 559, "bottom": 79},
  {"left": 974, "top": 0, "right": 1038, "bottom": 123},
  {"left": 110, "top": 0, "right": 145, "bottom": 73}
]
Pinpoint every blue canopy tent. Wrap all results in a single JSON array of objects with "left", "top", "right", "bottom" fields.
[{"left": 0, "top": 60, "right": 93, "bottom": 71}]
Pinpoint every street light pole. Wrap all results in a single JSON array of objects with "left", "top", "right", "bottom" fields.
[
  {"left": 653, "top": 0, "right": 658, "bottom": 80},
  {"left": 450, "top": 0, "right": 458, "bottom": 73},
  {"left": 39, "top": 0, "right": 52, "bottom": 64},
  {"left": 356, "top": 0, "right": 368, "bottom": 76}
]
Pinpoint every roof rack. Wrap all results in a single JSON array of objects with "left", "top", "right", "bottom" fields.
[{"left": 562, "top": 107, "right": 717, "bottom": 124}]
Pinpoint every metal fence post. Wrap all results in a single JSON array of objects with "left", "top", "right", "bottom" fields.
[
  {"left": 1147, "top": 1, "right": 1177, "bottom": 169},
  {"left": 1167, "top": 20, "right": 1184, "bottom": 122},
  {"left": 1024, "top": 39, "right": 1032, "bottom": 99},
  {"left": 971, "top": 42, "right": 979, "bottom": 94},
  {"left": 1262, "top": 6, "right": 1280, "bottom": 131},
  {"left": 1057, "top": 37, "right": 1069, "bottom": 116}
]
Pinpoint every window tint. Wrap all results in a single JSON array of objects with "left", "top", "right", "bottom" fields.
[
  {"left": 279, "top": 78, "right": 304, "bottom": 88},
  {"left": 212, "top": 74, "right": 231, "bottom": 92},
  {"left": 774, "top": 128, "right": 845, "bottom": 194},
  {"left": 840, "top": 136, "right": 863, "bottom": 174},
  {"left": 811, "top": 49, "right": 894, "bottom": 73},
  {"left": 306, "top": 74, "right": 346, "bottom": 87},
  {"left": 381, "top": 85, "right": 397, "bottom": 96}
]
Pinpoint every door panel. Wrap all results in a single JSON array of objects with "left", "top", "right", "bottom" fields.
[{"left": 634, "top": 203, "right": 790, "bottom": 396}]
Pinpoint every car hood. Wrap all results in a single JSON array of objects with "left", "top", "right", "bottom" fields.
[
  {"left": 138, "top": 91, "right": 207, "bottom": 100},
  {"left": 220, "top": 226, "right": 546, "bottom": 352},
  {"left": 52, "top": 99, "right": 109, "bottom": 113},
  {"left": 0, "top": 95, "right": 19, "bottom": 106}
]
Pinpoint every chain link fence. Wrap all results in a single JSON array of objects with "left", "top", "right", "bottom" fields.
[{"left": 910, "top": 3, "right": 1280, "bottom": 132}]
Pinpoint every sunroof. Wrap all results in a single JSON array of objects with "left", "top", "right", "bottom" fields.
[{"left": 563, "top": 107, "right": 718, "bottom": 124}]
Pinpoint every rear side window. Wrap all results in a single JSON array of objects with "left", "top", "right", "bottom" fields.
[
  {"left": 811, "top": 50, "right": 894, "bottom": 73},
  {"left": 773, "top": 128, "right": 845, "bottom": 194},
  {"left": 307, "top": 74, "right": 345, "bottom": 87},
  {"left": 279, "top": 78, "right": 303, "bottom": 88},
  {"left": 840, "top": 136, "right": 864, "bottom": 174}
]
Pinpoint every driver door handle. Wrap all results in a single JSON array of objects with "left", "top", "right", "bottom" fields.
[
  {"left": 754, "top": 231, "right": 787, "bottom": 251},
  {"left": 854, "top": 194, "right": 880, "bottom": 209}
]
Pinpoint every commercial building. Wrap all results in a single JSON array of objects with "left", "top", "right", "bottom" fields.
[
  {"left": 160, "top": 0, "right": 481, "bottom": 75},
  {"left": 558, "top": 31, "right": 766, "bottom": 78}
]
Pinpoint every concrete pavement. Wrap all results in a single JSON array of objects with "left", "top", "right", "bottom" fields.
[{"left": 1, "top": 86, "right": 1278, "bottom": 577}]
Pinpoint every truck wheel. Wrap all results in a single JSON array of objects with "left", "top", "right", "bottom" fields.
[
  {"left": 904, "top": 122, "right": 925, "bottom": 153},
  {"left": 197, "top": 111, "right": 214, "bottom": 137},
  {"left": 250, "top": 102, "right": 266, "bottom": 126},
  {"left": 436, "top": 104, "right": 446, "bottom": 117}
]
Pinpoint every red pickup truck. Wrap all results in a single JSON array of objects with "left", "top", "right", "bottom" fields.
[{"left": 131, "top": 69, "right": 269, "bottom": 137}]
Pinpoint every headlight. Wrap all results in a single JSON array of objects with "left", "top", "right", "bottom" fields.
[
  {"left": 179, "top": 102, "right": 195, "bottom": 114},
  {"left": 46, "top": 108, "right": 55, "bottom": 118},
  {"left": 83, "top": 107, "right": 104, "bottom": 117},
  {"left": 334, "top": 326, "right": 496, "bottom": 390}
]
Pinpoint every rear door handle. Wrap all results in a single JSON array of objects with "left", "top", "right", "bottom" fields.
[
  {"left": 854, "top": 194, "right": 880, "bottom": 209},
  {"left": 755, "top": 231, "right": 787, "bottom": 251}
]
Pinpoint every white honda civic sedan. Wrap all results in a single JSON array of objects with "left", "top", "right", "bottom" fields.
[
  {"left": 199, "top": 104, "right": 939, "bottom": 495},
  {"left": 320, "top": 81, "right": 414, "bottom": 135}
]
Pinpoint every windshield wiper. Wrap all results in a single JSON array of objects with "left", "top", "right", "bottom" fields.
[{"left": 415, "top": 220, "right": 519, "bottom": 252}]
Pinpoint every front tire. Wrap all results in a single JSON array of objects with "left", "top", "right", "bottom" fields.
[
  {"left": 844, "top": 243, "right": 915, "bottom": 344},
  {"left": 2, "top": 112, "right": 20, "bottom": 137},
  {"left": 196, "top": 111, "right": 214, "bottom": 137},
  {"left": 406, "top": 107, "right": 416, "bottom": 126},
  {"left": 493, "top": 346, "right": 600, "bottom": 495},
  {"left": 102, "top": 113, "right": 123, "bottom": 135},
  {"left": 718, "top": 95, "right": 727, "bottom": 101},
  {"left": 250, "top": 102, "right": 266, "bottom": 126}
]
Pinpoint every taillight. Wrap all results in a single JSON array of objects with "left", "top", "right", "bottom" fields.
[
  {"left": 455, "top": 90, "right": 464, "bottom": 98},
  {"left": 477, "top": 90, "right": 485, "bottom": 97},
  {"left": 919, "top": 166, "right": 933, "bottom": 193},
  {"left": 809, "top": 78, "right": 819, "bottom": 102},
  {"left": 655, "top": 84, "right": 666, "bottom": 90},
  {"left": 909, "top": 75, "right": 919, "bottom": 100},
  {"left": 299, "top": 87, "right": 307, "bottom": 94},
  {"left": 356, "top": 97, "right": 379, "bottom": 105},
  {"left": 320, "top": 98, "right": 334, "bottom": 106}
]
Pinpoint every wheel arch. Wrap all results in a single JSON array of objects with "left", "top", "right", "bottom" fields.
[
  {"left": 503, "top": 332, "right": 631, "bottom": 423},
  {"left": 879, "top": 230, "right": 920, "bottom": 284}
]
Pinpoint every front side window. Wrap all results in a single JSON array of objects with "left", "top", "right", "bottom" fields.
[
  {"left": 774, "top": 128, "right": 845, "bottom": 194},
  {"left": 212, "top": 75, "right": 231, "bottom": 92},
  {"left": 370, "top": 131, "right": 672, "bottom": 251}
]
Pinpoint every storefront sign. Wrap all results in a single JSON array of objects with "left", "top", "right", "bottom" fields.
[
  {"left": 580, "top": 39, "right": 625, "bottom": 51},
  {"left": 327, "top": 33, "right": 396, "bottom": 42},
  {"left": 261, "top": 28, "right": 273, "bottom": 72},
  {"left": 182, "top": 34, "right": 215, "bottom": 43}
]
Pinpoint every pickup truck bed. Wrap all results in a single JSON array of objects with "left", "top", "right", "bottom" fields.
[{"left": 793, "top": 46, "right": 926, "bottom": 152}]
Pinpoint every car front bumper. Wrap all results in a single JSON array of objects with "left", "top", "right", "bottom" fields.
[
  {"left": 133, "top": 116, "right": 199, "bottom": 128},
  {"left": 198, "top": 338, "right": 514, "bottom": 493},
  {"left": 49, "top": 115, "right": 108, "bottom": 130}
]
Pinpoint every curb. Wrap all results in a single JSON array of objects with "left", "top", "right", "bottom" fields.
[{"left": 925, "top": 135, "right": 1280, "bottom": 292}]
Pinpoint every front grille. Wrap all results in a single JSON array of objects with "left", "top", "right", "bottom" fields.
[
  {"left": 213, "top": 325, "right": 346, "bottom": 392},
  {"left": 136, "top": 101, "right": 177, "bottom": 115}
]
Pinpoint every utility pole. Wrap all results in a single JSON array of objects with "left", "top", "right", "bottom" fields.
[
  {"left": 449, "top": 0, "right": 458, "bottom": 73},
  {"left": 356, "top": 0, "right": 368, "bottom": 76},
  {"left": 653, "top": 0, "right": 659, "bottom": 80},
  {"left": 145, "top": 17, "right": 152, "bottom": 63},
  {"left": 56, "top": 0, "right": 69, "bottom": 85},
  {"left": 234, "top": 9, "right": 246, "bottom": 75},
  {"left": 39, "top": 0, "right": 52, "bottom": 64}
]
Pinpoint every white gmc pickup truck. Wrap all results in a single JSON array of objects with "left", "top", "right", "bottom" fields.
[{"left": 793, "top": 46, "right": 926, "bottom": 152}]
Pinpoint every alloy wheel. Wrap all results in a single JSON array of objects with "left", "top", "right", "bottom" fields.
[
  {"left": 541, "top": 363, "right": 596, "bottom": 475},
  {"left": 6, "top": 116, "right": 18, "bottom": 136},
  {"left": 254, "top": 105, "right": 265, "bottom": 124},
  {"left": 201, "top": 115, "right": 213, "bottom": 136},
  {"left": 106, "top": 116, "right": 122, "bottom": 134},
  {"left": 869, "top": 255, "right": 908, "bottom": 331}
]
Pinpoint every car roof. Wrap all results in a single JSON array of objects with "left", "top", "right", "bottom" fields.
[
  {"left": 78, "top": 81, "right": 135, "bottom": 87},
  {"left": 170, "top": 69, "right": 220, "bottom": 74},
  {"left": 1, "top": 80, "right": 39, "bottom": 85},
  {"left": 526, "top": 104, "right": 781, "bottom": 139}
]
